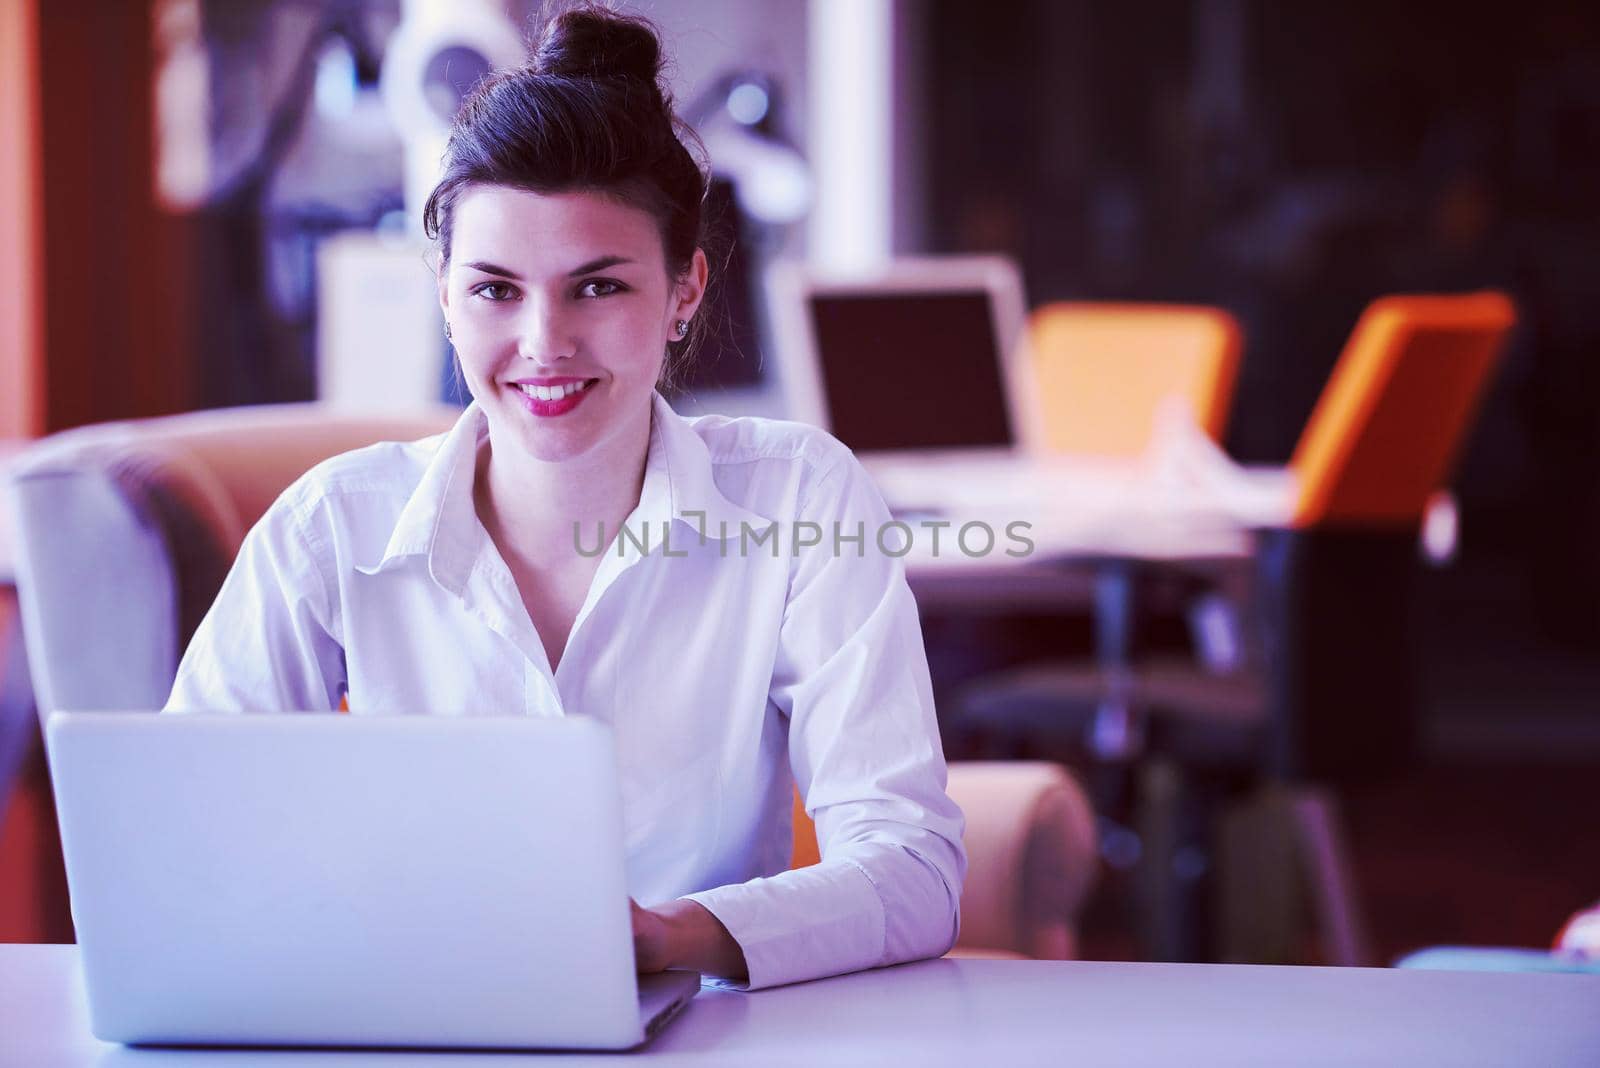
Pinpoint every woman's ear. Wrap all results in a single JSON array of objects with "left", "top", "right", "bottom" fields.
[
  {"left": 672, "top": 248, "right": 710, "bottom": 323},
  {"left": 436, "top": 260, "right": 451, "bottom": 325}
]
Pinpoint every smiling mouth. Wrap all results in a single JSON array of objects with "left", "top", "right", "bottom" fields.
[
  {"left": 509, "top": 377, "right": 600, "bottom": 417},
  {"left": 513, "top": 379, "right": 596, "bottom": 401}
]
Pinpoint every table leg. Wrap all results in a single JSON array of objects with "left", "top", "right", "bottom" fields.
[{"left": 1088, "top": 561, "right": 1141, "bottom": 760}]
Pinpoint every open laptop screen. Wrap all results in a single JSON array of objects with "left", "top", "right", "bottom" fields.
[{"left": 808, "top": 291, "right": 1016, "bottom": 453}]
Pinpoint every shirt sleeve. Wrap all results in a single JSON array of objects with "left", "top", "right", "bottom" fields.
[
  {"left": 164, "top": 493, "right": 345, "bottom": 714},
  {"left": 684, "top": 450, "right": 967, "bottom": 989}
]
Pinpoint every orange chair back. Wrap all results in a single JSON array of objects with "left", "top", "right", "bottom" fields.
[
  {"left": 790, "top": 785, "right": 820, "bottom": 869},
  {"left": 1027, "top": 302, "right": 1242, "bottom": 456},
  {"left": 1289, "top": 292, "right": 1515, "bottom": 528}
]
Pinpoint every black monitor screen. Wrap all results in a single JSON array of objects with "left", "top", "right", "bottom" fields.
[{"left": 809, "top": 291, "right": 1014, "bottom": 452}]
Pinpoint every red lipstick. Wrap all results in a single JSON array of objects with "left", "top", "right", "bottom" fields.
[{"left": 508, "top": 376, "right": 597, "bottom": 418}]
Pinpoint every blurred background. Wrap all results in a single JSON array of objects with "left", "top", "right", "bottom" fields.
[{"left": 1, "top": 0, "right": 1597, "bottom": 969}]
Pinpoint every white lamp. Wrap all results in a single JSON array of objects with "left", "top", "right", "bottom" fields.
[{"left": 380, "top": 0, "right": 525, "bottom": 235}]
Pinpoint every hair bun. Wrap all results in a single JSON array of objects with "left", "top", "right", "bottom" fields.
[{"left": 532, "top": 7, "right": 665, "bottom": 94}]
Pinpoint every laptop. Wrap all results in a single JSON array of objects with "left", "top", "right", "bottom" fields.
[
  {"left": 768, "top": 255, "right": 1049, "bottom": 516},
  {"left": 45, "top": 712, "right": 701, "bottom": 1050},
  {"left": 769, "top": 255, "right": 1040, "bottom": 459}
]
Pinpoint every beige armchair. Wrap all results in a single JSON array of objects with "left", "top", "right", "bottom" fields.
[
  {"left": 8, "top": 404, "right": 1098, "bottom": 956},
  {"left": 8, "top": 405, "right": 460, "bottom": 718}
]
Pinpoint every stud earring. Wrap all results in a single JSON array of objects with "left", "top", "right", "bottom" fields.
[{"left": 674, "top": 318, "right": 690, "bottom": 338}]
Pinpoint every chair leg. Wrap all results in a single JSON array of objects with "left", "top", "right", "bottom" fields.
[
  {"left": 1287, "top": 786, "right": 1373, "bottom": 967},
  {"left": 1089, "top": 563, "right": 1142, "bottom": 760},
  {"left": 1132, "top": 758, "right": 1211, "bottom": 962}
]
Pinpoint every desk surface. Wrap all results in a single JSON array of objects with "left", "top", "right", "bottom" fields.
[
  {"left": 6, "top": 945, "right": 1598, "bottom": 1066},
  {"left": 862, "top": 452, "right": 1298, "bottom": 568}
]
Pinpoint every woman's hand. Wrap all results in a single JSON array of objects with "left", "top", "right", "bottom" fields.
[
  {"left": 629, "top": 898, "right": 675, "bottom": 973},
  {"left": 630, "top": 898, "right": 749, "bottom": 982}
]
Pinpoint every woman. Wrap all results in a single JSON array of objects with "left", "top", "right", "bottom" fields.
[{"left": 167, "top": 6, "right": 965, "bottom": 990}]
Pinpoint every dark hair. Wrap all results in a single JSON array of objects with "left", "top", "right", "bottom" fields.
[{"left": 423, "top": 4, "right": 711, "bottom": 375}]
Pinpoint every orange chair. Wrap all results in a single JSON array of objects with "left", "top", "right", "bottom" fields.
[
  {"left": 1178, "top": 292, "right": 1514, "bottom": 965},
  {"left": 1027, "top": 302, "right": 1242, "bottom": 456},
  {"left": 1098, "top": 291, "right": 1519, "bottom": 749},
  {"left": 1288, "top": 291, "right": 1514, "bottom": 528},
  {"left": 1260, "top": 291, "right": 1516, "bottom": 779}
]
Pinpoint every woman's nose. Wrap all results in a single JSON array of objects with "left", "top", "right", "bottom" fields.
[{"left": 515, "top": 298, "right": 576, "bottom": 362}]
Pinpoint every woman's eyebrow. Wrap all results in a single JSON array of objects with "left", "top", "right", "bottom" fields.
[
  {"left": 567, "top": 255, "right": 634, "bottom": 276},
  {"left": 460, "top": 255, "right": 635, "bottom": 279},
  {"left": 462, "top": 260, "right": 521, "bottom": 279}
]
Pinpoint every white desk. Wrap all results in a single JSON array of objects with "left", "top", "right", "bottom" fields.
[
  {"left": 6, "top": 945, "right": 1598, "bottom": 1066},
  {"left": 865, "top": 450, "right": 1290, "bottom": 621},
  {"left": 862, "top": 450, "right": 1298, "bottom": 567}
]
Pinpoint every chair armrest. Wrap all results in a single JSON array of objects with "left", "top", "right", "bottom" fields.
[{"left": 948, "top": 760, "right": 1098, "bottom": 959}]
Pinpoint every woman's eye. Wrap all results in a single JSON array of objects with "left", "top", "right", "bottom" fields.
[
  {"left": 472, "top": 282, "right": 517, "bottom": 302},
  {"left": 577, "top": 278, "right": 626, "bottom": 299}
]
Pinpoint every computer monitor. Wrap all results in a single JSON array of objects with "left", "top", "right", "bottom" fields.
[{"left": 769, "top": 256, "right": 1038, "bottom": 456}]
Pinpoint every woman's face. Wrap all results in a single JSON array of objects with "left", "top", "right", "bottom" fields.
[{"left": 439, "top": 186, "right": 706, "bottom": 466}]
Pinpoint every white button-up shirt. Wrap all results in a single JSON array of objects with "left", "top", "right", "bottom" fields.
[{"left": 166, "top": 393, "right": 966, "bottom": 990}]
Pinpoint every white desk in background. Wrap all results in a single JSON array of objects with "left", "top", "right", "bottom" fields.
[
  {"left": 863, "top": 449, "right": 1295, "bottom": 611},
  {"left": 860, "top": 449, "right": 1299, "bottom": 576},
  {"left": 6, "top": 945, "right": 1598, "bottom": 1066}
]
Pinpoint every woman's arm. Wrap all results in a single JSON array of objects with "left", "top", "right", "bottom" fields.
[
  {"left": 165, "top": 495, "right": 345, "bottom": 713},
  {"left": 678, "top": 449, "right": 967, "bottom": 989}
]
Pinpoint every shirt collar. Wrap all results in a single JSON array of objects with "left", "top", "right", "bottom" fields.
[
  {"left": 648, "top": 391, "right": 771, "bottom": 543},
  {"left": 354, "top": 402, "right": 487, "bottom": 592},
  {"left": 357, "top": 393, "right": 770, "bottom": 585}
]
